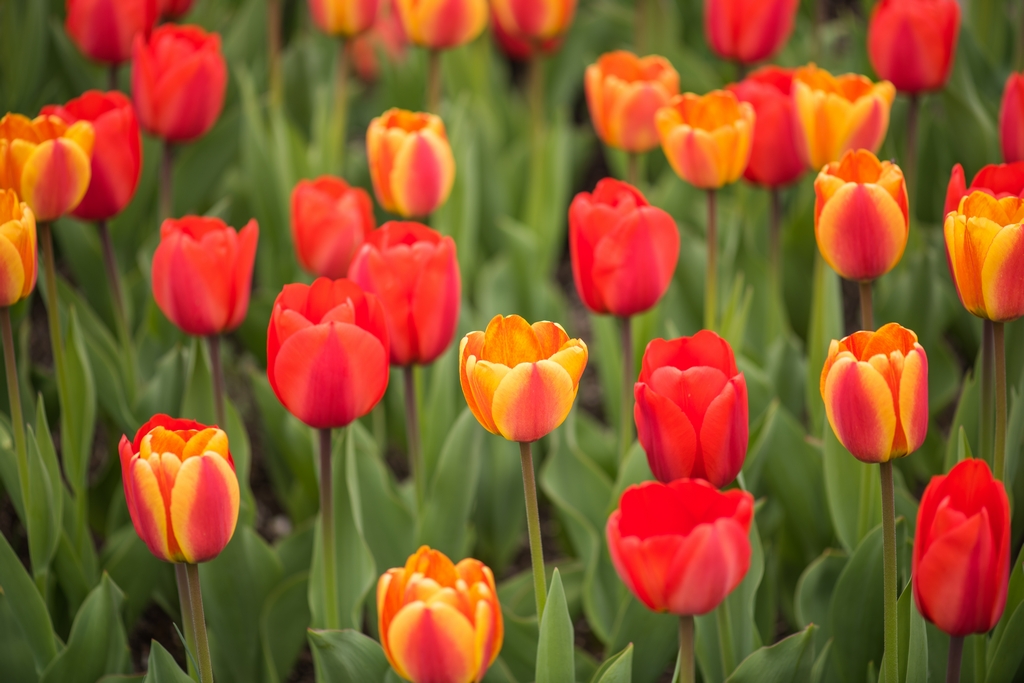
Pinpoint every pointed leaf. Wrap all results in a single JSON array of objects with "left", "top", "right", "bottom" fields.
[{"left": 536, "top": 569, "right": 575, "bottom": 683}]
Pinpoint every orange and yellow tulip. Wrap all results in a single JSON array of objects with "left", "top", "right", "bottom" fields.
[
  {"left": 0, "top": 190, "right": 36, "bottom": 307},
  {"left": 378, "top": 546, "right": 503, "bottom": 683},
  {"left": 820, "top": 323, "right": 929, "bottom": 464},
  {"left": 655, "top": 90, "right": 754, "bottom": 189},
  {"left": 459, "top": 314, "right": 587, "bottom": 443},
  {"left": 814, "top": 149, "right": 909, "bottom": 282},
  {"left": 490, "top": 0, "right": 577, "bottom": 51},
  {"left": 0, "top": 113, "right": 94, "bottom": 221},
  {"left": 395, "top": 0, "right": 486, "bottom": 49},
  {"left": 308, "top": 0, "right": 380, "bottom": 37},
  {"left": 792, "top": 65, "right": 895, "bottom": 170},
  {"left": 944, "top": 192, "right": 1024, "bottom": 322}
]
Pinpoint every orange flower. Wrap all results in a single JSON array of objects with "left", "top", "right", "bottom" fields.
[
  {"left": 394, "top": 0, "right": 486, "bottom": 49},
  {"left": 490, "top": 0, "right": 576, "bottom": 47},
  {"left": 0, "top": 190, "right": 36, "bottom": 307},
  {"left": 655, "top": 90, "right": 754, "bottom": 189},
  {"left": 308, "top": 0, "right": 380, "bottom": 37},
  {"left": 459, "top": 314, "right": 587, "bottom": 443}
]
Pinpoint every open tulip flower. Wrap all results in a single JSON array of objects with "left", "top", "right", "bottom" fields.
[
  {"left": 394, "top": 0, "right": 486, "bottom": 49},
  {"left": 308, "top": 0, "right": 380, "bottom": 37},
  {"left": 999, "top": 72, "right": 1024, "bottom": 164},
  {"left": 118, "top": 415, "right": 240, "bottom": 564},
  {"left": 820, "top": 323, "right": 928, "bottom": 464},
  {"left": 703, "top": 0, "right": 798, "bottom": 65},
  {"left": 378, "top": 546, "right": 503, "bottom": 683},
  {"left": 291, "top": 175, "right": 375, "bottom": 279},
  {"left": 0, "top": 189, "right": 37, "bottom": 307},
  {"left": 65, "top": 0, "right": 158, "bottom": 65},
  {"left": 727, "top": 66, "right": 806, "bottom": 188},
  {"left": 490, "top": 0, "right": 577, "bottom": 57},
  {"left": 867, "top": 0, "right": 960, "bottom": 95},
  {"left": 945, "top": 162, "right": 1024, "bottom": 217}
]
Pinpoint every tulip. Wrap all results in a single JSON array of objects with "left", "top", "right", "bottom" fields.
[
  {"left": 813, "top": 149, "right": 909, "bottom": 283},
  {"left": 703, "top": 0, "right": 798, "bottom": 65},
  {"left": 151, "top": 216, "right": 259, "bottom": 336},
  {"left": 132, "top": 24, "right": 227, "bottom": 143},
  {"left": 394, "top": 0, "right": 486, "bottom": 49},
  {"left": 378, "top": 546, "right": 503, "bottom": 683},
  {"left": 944, "top": 162, "right": 1024, "bottom": 217},
  {"left": 792, "top": 65, "right": 896, "bottom": 170},
  {"left": 65, "top": 0, "right": 157, "bottom": 65},
  {"left": 585, "top": 51, "right": 680, "bottom": 154},
  {"left": 309, "top": 0, "right": 380, "bottom": 37},
  {"left": 158, "top": 0, "right": 193, "bottom": 19},
  {"left": 367, "top": 108, "right": 455, "bottom": 218},
  {"left": 118, "top": 414, "right": 239, "bottom": 563},
  {"left": 727, "top": 66, "right": 806, "bottom": 188},
  {"left": 490, "top": 0, "right": 576, "bottom": 51},
  {"left": 867, "top": 0, "right": 960, "bottom": 95},
  {"left": 0, "top": 190, "right": 37, "bottom": 308},
  {"left": 913, "top": 458, "right": 1010, "bottom": 637},
  {"left": 291, "top": 176, "right": 376, "bottom": 279},
  {"left": 489, "top": 5, "right": 561, "bottom": 60},
  {"left": 1000, "top": 72, "right": 1024, "bottom": 164},
  {"left": 350, "top": 0, "right": 408, "bottom": 81}
]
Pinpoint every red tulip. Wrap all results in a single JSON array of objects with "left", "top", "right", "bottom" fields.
[
  {"left": 633, "top": 331, "right": 748, "bottom": 488},
  {"left": 913, "top": 459, "right": 1010, "bottom": 636},
  {"left": 65, "top": 0, "right": 157, "bottom": 65},
  {"left": 490, "top": 0, "right": 576, "bottom": 50},
  {"left": 489, "top": 5, "right": 562, "bottom": 60},
  {"left": 607, "top": 478, "right": 753, "bottom": 616},
  {"left": 704, "top": 0, "right": 799, "bottom": 65},
  {"left": 349, "top": 0, "right": 407, "bottom": 82},
  {"left": 727, "top": 66, "right": 806, "bottom": 188},
  {"left": 158, "top": 0, "right": 193, "bottom": 19},
  {"left": 131, "top": 24, "right": 227, "bottom": 143},
  {"left": 867, "top": 0, "right": 960, "bottom": 94},
  {"left": 267, "top": 278, "right": 390, "bottom": 429},
  {"left": 944, "top": 162, "right": 1024, "bottom": 218},
  {"left": 568, "top": 179, "right": 679, "bottom": 317},
  {"left": 291, "top": 176, "right": 376, "bottom": 279},
  {"left": 151, "top": 216, "right": 259, "bottom": 336},
  {"left": 41, "top": 91, "right": 142, "bottom": 221},
  {"left": 999, "top": 72, "right": 1024, "bottom": 163},
  {"left": 348, "top": 221, "right": 460, "bottom": 367}
]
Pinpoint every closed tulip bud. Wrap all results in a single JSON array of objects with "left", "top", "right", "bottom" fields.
[
  {"left": 378, "top": 546, "right": 503, "bottom": 683},
  {"left": 0, "top": 190, "right": 37, "bottom": 307},
  {"left": 793, "top": 65, "right": 896, "bottom": 170},
  {"left": 349, "top": 221, "right": 460, "bottom": 366},
  {"left": 267, "top": 277, "right": 390, "bottom": 429},
  {"left": 867, "top": 0, "right": 960, "bottom": 94},
  {"left": 727, "top": 66, "right": 807, "bottom": 188},
  {"left": 459, "top": 314, "right": 587, "bottom": 443},
  {"left": 158, "top": 0, "right": 193, "bottom": 19},
  {"left": 568, "top": 179, "right": 679, "bottom": 316},
  {"left": 151, "top": 216, "right": 259, "bottom": 336},
  {"left": 999, "top": 73, "right": 1024, "bottom": 163},
  {"left": 118, "top": 415, "right": 239, "bottom": 563},
  {"left": 0, "top": 113, "right": 95, "bottom": 222},
  {"left": 291, "top": 176, "right": 375, "bottom": 279},
  {"left": 65, "top": 0, "right": 158, "bottom": 64},
  {"left": 585, "top": 51, "right": 680, "bottom": 154},
  {"left": 607, "top": 479, "right": 753, "bottom": 616},
  {"left": 913, "top": 459, "right": 1011, "bottom": 637},
  {"left": 704, "top": 0, "right": 798, "bottom": 65},
  {"left": 814, "top": 149, "right": 909, "bottom": 282},
  {"left": 944, "top": 162, "right": 1024, "bottom": 218},
  {"left": 132, "top": 25, "right": 227, "bottom": 143},
  {"left": 489, "top": 5, "right": 562, "bottom": 60},
  {"left": 820, "top": 323, "right": 929, "bottom": 464},
  {"left": 490, "top": 0, "right": 576, "bottom": 50},
  {"left": 944, "top": 192, "right": 1024, "bottom": 322},
  {"left": 394, "top": 0, "right": 486, "bottom": 49},
  {"left": 656, "top": 90, "right": 755, "bottom": 190},
  {"left": 309, "top": 0, "right": 380, "bottom": 37},
  {"left": 41, "top": 91, "right": 142, "bottom": 221},
  {"left": 367, "top": 109, "right": 455, "bottom": 218}
]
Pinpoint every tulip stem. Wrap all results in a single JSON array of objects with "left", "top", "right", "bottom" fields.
[
  {"left": 859, "top": 280, "right": 873, "bottom": 331},
  {"left": 98, "top": 220, "right": 136, "bottom": 389},
  {"left": 39, "top": 223, "right": 69, "bottom": 431},
  {"left": 427, "top": 49, "right": 442, "bottom": 114},
  {"left": 905, "top": 95, "right": 920, "bottom": 208},
  {"left": 108, "top": 64, "right": 118, "bottom": 92},
  {"left": 403, "top": 365, "right": 424, "bottom": 509},
  {"left": 716, "top": 603, "right": 736, "bottom": 677},
  {"left": 174, "top": 563, "right": 200, "bottom": 682},
  {"left": 880, "top": 461, "right": 899, "bottom": 683},
  {"left": 980, "top": 320, "right": 995, "bottom": 466},
  {"left": 705, "top": 190, "right": 718, "bottom": 331},
  {"left": 947, "top": 635, "right": 964, "bottom": 683},
  {"left": 994, "top": 321, "right": 1007, "bottom": 482},
  {"left": 332, "top": 38, "right": 349, "bottom": 174},
  {"left": 769, "top": 187, "right": 782, "bottom": 292},
  {"left": 319, "top": 427, "right": 339, "bottom": 629},
  {"left": 619, "top": 316, "right": 633, "bottom": 462},
  {"left": 160, "top": 142, "right": 174, "bottom": 220},
  {"left": 528, "top": 55, "right": 545, "bottom": 142},
  {"left": 185, "top": 563, "right": 214, "bottom": 683},
  {"left": 519, "top": 441, "right": 547, "bottom": 619},
  {"left": 206, "top": 335, "right": 226, "bottom": 428},
  {"left": 267, "top": 0, "right": 283, "bottom": 106},
  {"left": 0, "top": 307, "right": 28, "bottom": 505},
  {"left": 627, "top": 153, "right": 640, "bottom": 187},
  {"left": 673, "top": 615, "right": 695, "bottom": 683}
]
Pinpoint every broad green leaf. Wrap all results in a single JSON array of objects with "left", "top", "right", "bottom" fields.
[
  {"left": 725, "top": 625, "right": 817, "bottom": 683},
  {"left": 24, "top": 426, "right": 61, "bottom": 577},
  {"left": 0, "top": 526, "right": 57, "bottom": 671},
  {"left": 957, "top": 426, "right": 975, "bottom": 463},
  {"left": 260, "top": 573, "right": 311, "bottom": 683},
  {"left": 823, "top": 422, "right": 881, "bottom": 553},
  {"left": 794, "top": 549, "right": 848, "bottom": 651},
  {"left": 536, "top": 569, "right": 574, "bottom": 683},
  {"left": 143, "top": 641, "right": 192, "bottom": 683},
  {"left": 985, "top": 546, "right": 1024, "bottom": 683},
  {"left": 591, "top": 643, "right": 633, "bottom": 683},
  {"left": 891, "top": 580, "right": 927, "bottom": 683},
  {"left": 60, "top": 308, "right": 97, "bottom": 499},
  {"left": 944, "top": 368, "right": 979, "bottom": 472},
  {"left": 474, "top": 435, "right": 526, "bottom": 575},
  {"left": 805, "top": 254, "right": 844, "bottom": 434},
  {"left": 606, "top": 595, "right": 678, "bottom": 683},
  {"left": 0, "top": 418, "right": 23, "bottom": 519},
  {"left": 0, "top": 583, "right": 44, "bottom": 682},
  {"left": 100, "top": 525, "right": 175, "bottom": 633},
  {"left": 307, "top": 629, "right": 389, "bottom": 683}
]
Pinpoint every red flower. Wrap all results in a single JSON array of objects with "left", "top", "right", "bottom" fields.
[
  {"left": 703, "top": 0, "right": 798, "bottom": 65},
  {"left": 867, "top": 0, "right": 960, "bottom": 94},
  {"left": 913, "top": 459, "right": 1011, "bottom": 636},
  {"left": 348, "top": 221, "right": 460, "bottom": 367},
  {"left": 727, "top": 66, "right": 806, "bottom": 188},
  {"left": 65, "top": 0, "right": 157, "bottom": 65},
  {"left": 1000, "top": 73, "right": 1024, "bottom": 163},
  {"left": 41, "top": 91, "right": 142, "bottom": 221},
  {"left": 267, "top": 278, "right": 390, "bottom": 429},
  {"left": 489, "top": 5, "right": 562, "bottom": 60},
  {"left": 151, "top": 216, "right": 259, "bottom": 336},
  {"left": 944, "top": 162, "right": 1024, "bottom": 217},
  {"left": 633, "top": 331, "right": 748, "bottom": 488},
  {"left": 291, "top": 176, "right": 376, "bottom": 279},
  {"left": 607, "top": 479, "right": 753, "bottom": 615},
  {"left": 158, "top": 0, "right": 193, "bottom": 19}
]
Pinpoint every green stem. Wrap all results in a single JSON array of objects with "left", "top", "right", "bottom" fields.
[
  {"left": 175, "top": 563, "right": 200, "bottom": 682},
  {"left": 946, "top": 635, "right": 963, "bottom": 683},
  {"left": 519, "top": 441, "right": 547, "bottom": 619},
  {"left": 769, "top": 187, "right": 782, "bottom": 293},
  {"left": 185, "top": 563, "right": 214, "bottom": 683},
  {"left": 859, "top": 280, "right": 873, "bottom": 331},
  {"left": 673, "top": 615, "right": 695, "bottom": 683},
  {"left": 716, "top": 602, "right": 736, "bottom": 677},
  {"left": 403, "top": 365, "right": 424, "bottom": 510},
  {"left": 528, "top": 55, "right": 545, "bottom": 143},
  {"left": 905, "top": 95, "right": 920, "bottom": 209},
  {"left": 332, "top": 38, "right": 349, "bottom": 174},
  {"left": 40, "top": 223, "right": 67, "bottom": 398},
  {"left": 619, "top": 316, "right": 633, "bottom": 463},
  {"left": 427, "top": 49, "right": 442, "bottom": 114},
  {"left": 108, "top": 64, "right": 118, "bottom": 91},
  {"left": 627, "top": 152, "right": 639, "bottom": 187},
  {"left": 973, "top": 633, "right": 987, "bottom": 683},
  {"left": 267, "top": 0, "right": 283, "bottom": 106},
  {"left": 705, "top": 190, "right": 717, "bottom": 331},
  {"left": 160, "top": 142, "right": 174, "bottom": 220},
  {"left": 880, "top": 461, "right": 899, "bottom": 683},
  {"left": 98, "top": 220, "right": 136, "bottom": 393},
  {"left": 981, "top": 320, "right": 995, "bottom": 467},
  {"left": 319, "top": 427, "right": 339, "bottom": 629},
  {"left": 0, "top": 307, "right": 27, "bottom": 504},
  {"left": 994, "top": 321, "right": 1007, "bottom": 482},
  {"left": 206, "top": 335, "right": 226, "bottom": 428}
]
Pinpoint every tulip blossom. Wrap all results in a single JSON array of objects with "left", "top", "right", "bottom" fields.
[
  {"left": 41, "top": 91, "right": 142, "bottom": 221},
  {"left": 378, "top": 546, "right": 503, "bottom": 683},
  {"left": 814, "top": 149, "right": 909, "bottom": 282},
  {"left": 490, "top": 0, "right": 576, "bottom": 52},
  {"left": 308, "top": 0, "right": 380, "bottom": 37},
  {"left": 489, "top": 5, "right": 561, "bottom": 60},
  {"left": 703, "top": 0, "right": 799, "bottom": 65},
  {"left": 867, "top": 0, "right": 960, "bottom": 94},
  {"left": 459, "top": 314, "right": 587, "bottom": 443},
  {"left": 727, "top": 66, "right": 806, "bottom": 188},
  {"left": 0, "top": 190, "right": 37, "bottom": 307},
  {"left": 820, "top": 323, "right": 929, "bottom": 464},
  {"left": 367, "top": 109, "right": 455, "bottom": 218},
  {"left": 656, "top": 90, "right": 754, "bottom": 190},
  {"left": 267, "top": 277, "right": 390, "bottom": 429},
  {"left": 151, "top": 216, "right": 259, "bottom": 336},
  {"left": 0, "top": 113, "right": 95, "bottom": 222},
  {"left": 158, "top": 0, "right": 193, "bottom": 19},
  {"left": 349, "top": 221, "right": 460, "bottom": 366},
  {"left": 350, "top": 0, "right": 408, "bottom": 81},
  {"left": 291, "top": 176, "right": 375, "bottom": 279},
  {"left": 944, "top": 162, "right": 1024, "bottom": 217},
  {"left": 585, "top": 51, "right": 680, "bottom": 154},
  {"left": 913, "top": 459, "right": 1010, "bottom": 637},
  {"left": 394, "top": 0, "right": 486, "bottom": 49},
  {"left": 568, "top": 178, "right": 678, "bottom": 316},
  {"left": 65, "top": 0, "right": 157, "bottom": 64},
  {"left": 607, "top": 478, "right": 753, "bottom": 615},
  {"left": 132, "top": 24, "right": 227, "bottom": 143},
  {"left": 118, "top": 415, "right": 240, "bottom": 563},
  {"left": 999, "top": 72, "right": 1024, "bottom": 163},
  {"left": 792, "top": 65, "right": 896, "bottom": 170}
]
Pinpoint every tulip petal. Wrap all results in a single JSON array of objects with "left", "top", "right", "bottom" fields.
[
  {"left": 491, "top": 359, "right": 574, "bottom": 442},
  {"left": 129, "top": 457, "right": 175, "bottom": 562},
  {"left": 980, "top": 222, "right": 1024, "bottom": 322},
  {"left": 467, "top": 358, "right": 510, "bottom": 435},
  {"left": 898, "top": 347, "right": 929, "bottom": 454},
  {"left": 0, "top": 230, "right": 25, "bottom": 307},
  {"left": 699, "top": 376, "right": 748, "bottom": 487},
  {"left": 823, "top": 357, "right": 897, "bottom": 462},
  {"left": 20, "top": 139, "right": 92, "bottom": 221},
  {"left": 387, "top": 602, "right": 477, "bottom": 683},
  {"left": 816, "top": 181, "right": 907, "bottom": 281},
  {"left": 481, "top": 314, "right": 543, "bottom": 366},
  {"left": 170, "top": 452, "right": 240, "bottom": 564},
  {"left": 664, "top": 517, "right": 751, "bottom": 616},
  {"left": 547, "top": 342, "right": 587, "bottom": 388},
  {"left": 634, "top": 383, "right": 698, "bottom": 483}
]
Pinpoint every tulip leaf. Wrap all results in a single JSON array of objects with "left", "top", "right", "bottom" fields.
[
  {"left": 24, "top": 425, "right": 61, "bottom": 578},
  {"left": 805, "top": 254, "right": 844, "bottom": 435},
  {"left": 822, "top": 422, "right": 882, "bottom": 554},
  {"left": 724, "top": 624, "right": 817, "bottom": 682},
  {"left": 794, "top": 549, "right": 848, "bottom": 651},
  {"left": 0, "top": 526, "right": 57, "bottom": 672},
  {"left": 59, "top": 307, "right": 97, "bottom": 500},
  {"left": 100, "top": 524, "right": 175, "bottom": 629},
  {"left": 985, "top": 546, "right": 1024, "bottom": 683},
  {"left": 260, "top": 572, "right": 311, "bottom": 683},
  {"left": 944, "top": 367, "right": 980, "bottom": 472},
  {"left": 142, "top": 641, "right": 192, "bottom": 683},
  {"left": 536, "top": 569, "right": 575, "bottom": 683},
  {"left": 474, "top": 434, "right": 527, "bottom": 575},
  {"left": 889, "top": 580, "right": 927, "bottom": 683},
  {"left": 591, "top": 643, "right": 633, "bottom": 683},
  {"left": 957, "top": 426, "right": 974, "bottom": 463},
  {"left": 0, "top": 588, "right": 39, "bottom": 683},
  {"left": 606, "top": 594, "right": 679, "bottom": 683},
  {"left": 307, "top": 629, "right": 389, "bottom": 683}
]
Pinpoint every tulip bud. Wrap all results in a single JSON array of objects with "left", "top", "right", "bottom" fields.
[
  {"left": 158, "top": 0, "right": 194, "bottom": 19},
  {"left": 65, "top": 0, "right": 158, "bottom": 65},
  {"left": 378, "top": 546, "right": 503, "bottom": 683},
  {"left": 867, "top": 0, "right": 960, "bottom": 94},
  {"left": 118, "top": 415, "right": 240, "bottom": 563},
  {"left": 1000, "top": 72, "right": 1024, "bottom": 164},
  {"left": 291, "top": 176, "right": 376, "bottom": 279},
  {"left": 308, "top": 0, "right": 380, "bottom": 37},
  {"left": 704, "top": 0, "right": 798, "bottom": 65},
  {"left": 944, "top": 162, "right": 1024, "bottom": 218},
  {"left": 489, "top": 5, "right": 562, "bottom": 60},
  {"left": 394, "top": 0, "right": 486, "bottom": 49},
  {"left": 820, "top": 323, "right": 929, "bottom": 464},
  {"left": 490, "top": 0, "right": 576, "bottom": 53},
  {"left": 0, "top": 190, "right": 37, "bottom": 307}
]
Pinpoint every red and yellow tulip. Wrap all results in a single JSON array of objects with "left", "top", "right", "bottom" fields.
[
  {"left": 394, "top": 0, "right": 486, "bottom": 49},
  {"left": 0, "top": 190, "right": 36, "bottom": 307},
  {"left": 308, "top": 0, "right": 380, "bottom": 37},
  {"left": 367, "top": 109, "right": 455, "bottom": 218},
  {"left": 490, "top": 0, "right": 576, "bottom": 55}
]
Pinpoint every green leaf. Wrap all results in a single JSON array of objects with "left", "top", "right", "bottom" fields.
[
  {"left": 606, "top": 596, "right": 678, "bottom": 683},
  {"left": 985, "top": 545, "right": 1024, "bottom": 683},
  {"left": 260, "top": 573, "right": 311, "bottom": 683},
  {"left": 891, "top": 580, "right": 927, "bottom": 683},
  {"left": 725, "top": 625, "right": 817, "bottom": 683},
  {"left": 794, "top": 549, "right": 848, "bottom": 651},
  {"left": 100, "top": 525, "right": 175, "bottom": 630},
  {"left": 536, "top": 569, "right": 575, "bottom": 683},
  {"left": 944, "top": 368, "right": 979, "bottom": 472},
  {"left": 823, "top": 422, "right": 881, "bottom": 554},
  {"left": 0, "top": 525, "right": 57, "bottom": 672},
  {"left": 24, "top": 426, "right": 61, "bottom": 577},
  {"left": 143, "top": 641, "right": 193, "bottom": 683},
  {"left": 805, "top": 254, "right": 844, "bottom": 434},
  {"left": 60, "top": 308, "right": 97, "bottom": 498},
  {"left": 957, "top": 426, "right": 974, "bottom": 463},
  {"left": 591, "top": 644, "right": 633, "bottom": 683},
  {"left": 307, "top": 629, "right": 390, "bottom": 683},
  {"left": 0, "top": 585, "right": 43, "bottom": 682}
]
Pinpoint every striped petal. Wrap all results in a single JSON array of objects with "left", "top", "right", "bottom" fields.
[
  {"left": 981, "top": 221, "right": 1024, "bottom": 322},
  {"left": 20, "top": 138, "right": 92, "bottom": 221},
  {"left": 0, "top": 231, "right": 25, "bottom": 307},
  {"left": 823, "top": 356, "right": 897, "bottom": 463},
  {"left": 387, "top": 602, "right": 477, "bottom": 683},
  {"left": 816, "top": 181, "right": 907, "bottom": 281},
  {"left": 491, "top": 359, "right": 575, "bottom": 442},
  {"left": 170, "top": 452, "right": 240, "bottom": 563}
]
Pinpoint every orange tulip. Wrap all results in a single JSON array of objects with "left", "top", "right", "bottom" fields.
[
  {"left": 585, "top": 50, "right": 680, "bottom": 153},
  {"left": 0, "top": 113, "right": 94, "bottom": 222},
  {"left": 308, "top": 0, "right": 380, "bottom": 37},
  {"left": 459, "top": 314, "right": 587, "bottom": 443},
  {"left": 490, "top": 0, "right": 576, "bottom": 48},
  {"left": 395, "top": 0, "right": 486, "bottom": 49},
  {"left": 792, "top": 65, "right": 895, "bottom": 170},
  {"left": 655, "top": 90, "right": 754, "bottom": 189},
  {"left": 0, "top": 190, "right": 36, "bottom": 307},
  {"left": 378, "top": 546, "right": 503, "bottom": 683}
]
